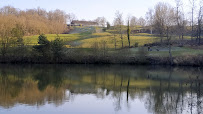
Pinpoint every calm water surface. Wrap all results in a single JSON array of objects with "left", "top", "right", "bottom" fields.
[{"left": 0, "top": 65, "right": 202, "bottom": 114}]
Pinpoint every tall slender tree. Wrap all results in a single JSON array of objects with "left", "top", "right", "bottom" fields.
[
  {"left": 197, "top": 0, "right": 203, "bottom": 44},
  {"left": 189, "top": 0, "right": 196, "bottom": 41},
  {"left": 130, "top": 16, "right": 137, "bottom": 35},
  {"left": 114, "top": 11, "right": 124, "bottom": 48},
  {"left": 127, "top": 20, "right": 131, "bottom": 47},
  {"left": 146, "top": 8, "right": 154, "bottom": 34}
]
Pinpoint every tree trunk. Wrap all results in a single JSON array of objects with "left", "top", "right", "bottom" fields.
[
  {"left": 160, "top": 33, "right": 163, "bottom": 43},
  {"left": 150, "top": 27, "right": 153, "bottom": 34},
  {"left": 169, "top": 43, "right": 173, "bottom": 66},
  {"left": 128, "top": 35, "right": 130, "bottom": 47},
  {"left": 199, "top": 30, "right": 201, "bottom": 44},
  {"left": 198, "top": 21, "right": 201, "bottom": 45},
  {"left": 191, "top": 1, "right": 194, "bottom": 42},
  {"left": 181, "top": 33, "right": 184, "bottom": 46},
  {"left": 120, "top": 26, "right": 123, "bottom": 48},
  {"left": 121, "top": 34, "right": 123, "bottom": 48},
  {"left": 167, "top": 27, "right": 173, "bottom": 66},
  {"left": 127, "top": 21, "right": 131, "bottom": 48},
  {"left": 114, "top": 34, "right": 117, "bottom": 49}
]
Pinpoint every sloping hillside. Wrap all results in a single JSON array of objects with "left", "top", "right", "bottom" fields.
[{"left": 68, "top": 26, "right": 97, "bottom": 34}]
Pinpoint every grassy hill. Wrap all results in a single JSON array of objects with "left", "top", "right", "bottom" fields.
[
  {"left": 23, "top": 30, "right": 159, "bottom": 48},
  {"left": 22, "top": 26, "right": 203, "bottom": 58}
]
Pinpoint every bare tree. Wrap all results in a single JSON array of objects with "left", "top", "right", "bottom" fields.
[
  {"left": 175, "top": 0, "right": 182, "bottom": 39},
  {"left": 137, "top": 17, "right": 146, "bottom": 27},
  {"left": 153, "top": 2, "right": 176, "bottom": 65},
  {"left": 130, "top": 16, "right": 137, "bottom": 35},
  {"left": 37, "top": 7, "right": 47, "bottom": 18},
  {"left": 0, "top": 6, "right": 68, "bottom": 36},
  {"left": 114, "top": 11, "right": 124, "bottom": 48},
  {"left": 165, "top": 7, "right": 176, "bottom": 65},
  {"left": 0, "top": 6, "right": 19, "bottom": 15},
  {"left": 153, "top": 2, "right": 171, "bottom": 43},
  {"left": 145, "top": 8, "right": 154, "bottom": 34},
  {"left": 174, "top": 0, "right": 186, "bottom": 45},
  {"left": 189, "top": 0, "right": 196, "bottom": 41},
  {"left": 67, "top": 13, "right": 76, "bottom": 24},
  {"left": 95, "top": 17, "right": 107, "bottom": 27},
  {"left": 197, "top": 0, "right": 203, "bottom": 44},
  {"left": 112, "top": 26, "right": 117, "bottom": 49}
]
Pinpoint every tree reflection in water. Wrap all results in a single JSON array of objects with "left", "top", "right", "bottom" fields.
[{"left": 0, "top": 65, "right": 202, "bottom": 114}]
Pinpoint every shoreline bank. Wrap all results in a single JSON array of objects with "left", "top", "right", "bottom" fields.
[{"left": 0, "top": 55, "right": 202, "bottom": 67}]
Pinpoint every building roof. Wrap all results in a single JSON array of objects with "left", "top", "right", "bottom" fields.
[{"left": 71, "top": 20, "right": 98, "bottom": 25}]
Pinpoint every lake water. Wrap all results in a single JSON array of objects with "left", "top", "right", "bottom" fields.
[{"left": 0, "top": 65, "right": 202, "bottom": 114}]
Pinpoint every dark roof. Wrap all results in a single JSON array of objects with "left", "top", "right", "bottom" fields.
[{"left": 71, "top": 20, "right": 98, "bottom": 25}]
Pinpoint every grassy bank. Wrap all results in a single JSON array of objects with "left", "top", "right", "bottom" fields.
[
  {"left": 0, "top": 46, "right": 203, "bottom": 66},
  {"left": 0, "top": 27, "right": 201, "bottom": 66}
]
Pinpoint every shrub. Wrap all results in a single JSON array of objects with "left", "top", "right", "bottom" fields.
[
  {"left": 100, "top": 41, "right": 108, "bottom": 56},
  {"left": 134, "top": 42, "right": 139, "bottom": 47},
  {"left": 137, "top": 47, "right": 148, "bottom": 57},
  {"left": 38, "top": 34, "right": 50, "bottom": 45},
  {"left": 33, "top": 34, "right": 51, "bottom": 61},
  {"left": 51, "top": 38, "right": 64, "bottom": 62},
  {"left": 102, "top": 28, "right": 107, "bottom": 32},
  {"left": 91, "top": 42, "right": 99, "bottom": 55},
  {"left": 136, "top": 47, "right": 148, "bottom": 64}
]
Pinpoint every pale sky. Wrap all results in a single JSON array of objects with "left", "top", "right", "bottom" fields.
[{"left": 0, "top": 0, "right": 201, "bottom": 24}]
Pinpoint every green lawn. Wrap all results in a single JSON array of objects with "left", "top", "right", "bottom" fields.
[
  {"left": 23, "top": 34, "right": 81, "bottom": 44},
  {"left": 22, "top": 27, "right": 203, "bottom": 57},
  {"left": 128, "top": 46, "right": 203, "bottom": 57},
  {"left": 23, "top": 32, "right": 159, "bottom": 48}
]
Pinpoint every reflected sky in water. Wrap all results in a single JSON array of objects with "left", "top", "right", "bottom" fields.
[
  {"left": 1, "top": 91, "right": 149, "bottom": 114},
  {"left": 0, "top": 65, "right": 202, "bottom": 114}
]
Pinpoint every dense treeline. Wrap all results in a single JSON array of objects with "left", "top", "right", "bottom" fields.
[
  {"left": 0, "top": 6, "right": 68, "bottom": 38},
  {"left": 0, "top": 6, "right": 69, "bottom": 61}
]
